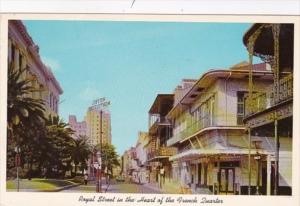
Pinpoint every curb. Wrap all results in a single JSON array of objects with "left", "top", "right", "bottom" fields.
[
  {"left": 6, "top": 183, "right": 83, "bottom": 192},
  {"left": 43, "top": 183, "right": 83, "bottom": 192}
]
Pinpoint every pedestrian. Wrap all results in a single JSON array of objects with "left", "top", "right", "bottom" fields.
[
  {"left": 84, "top": 173, "right": 88, "bottom": 185},
  {"left": 180, "top": 163, "right": 191, "bottom": 194}
]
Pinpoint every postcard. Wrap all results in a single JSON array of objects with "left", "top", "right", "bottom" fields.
[{"left": 0, "top": 13, "right": 299, "bottom": 206}]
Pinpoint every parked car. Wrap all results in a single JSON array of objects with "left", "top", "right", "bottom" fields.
[{"left": 116, "top": 175, "right": 125, "bottom": 182}]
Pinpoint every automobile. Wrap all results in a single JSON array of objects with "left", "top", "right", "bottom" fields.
[{"left": 115, "top": 175, "right": 125, "bottom": 182}]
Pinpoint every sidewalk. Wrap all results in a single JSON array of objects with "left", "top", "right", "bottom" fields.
[
  {"left": 142, "top": 180, "right": 213, "bottom": 194},
  {"left": 143, "top": 180, "right": 181, "bottom": 194}
]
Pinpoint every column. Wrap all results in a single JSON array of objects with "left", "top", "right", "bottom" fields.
[
  {"left": 266, "top": 155, "right": 271, "bottom": 195},
  {"left": 248, "top": 127, "right": 252, "bottom": 195}
]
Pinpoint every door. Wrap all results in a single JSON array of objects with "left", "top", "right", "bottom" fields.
[{"left": 219, "top": 168, "right": 235, "bottom": 194}]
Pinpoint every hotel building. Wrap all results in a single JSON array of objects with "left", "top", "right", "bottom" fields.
[{"left": 85, "top": 100, "right": 112, "bottom": 146}]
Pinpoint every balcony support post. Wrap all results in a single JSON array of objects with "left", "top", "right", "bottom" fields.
[
  {"left": 248, "top": 127, "right": 252, "bottom": 195},
  {"left": 272, "top": 24, "right": 280, "bottom": 104},
  {"left": 247, "top": 26, "right": 262, "bottom": 114},
  {"left": 274, "top": 112, "right": 279, "bottom": 195}
]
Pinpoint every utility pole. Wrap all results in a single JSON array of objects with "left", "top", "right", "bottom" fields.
[{"left": 99, "top": 110, "right": 103, "bottom": 192}]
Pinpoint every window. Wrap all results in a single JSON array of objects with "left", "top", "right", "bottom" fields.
[{"left": 237, "top": 92, "right": 246, "bottom": 125}]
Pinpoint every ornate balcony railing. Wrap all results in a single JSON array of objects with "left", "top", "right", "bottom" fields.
[
  {"left": 149, "top": 116, "right": 171, "bottom": 129},
  {"left": 148, "top": 146, "right": 177, "bottom": 160},
  {"left": 244, "top": 92, "right": 271, "bottom": 116},
  {"left": 245, "top": 73, "right": 293, "bottom": 117},
  {"left": 167, "top": 115, "right": 213, "bottom": 146},
  {"left": 277, "top": 73, "right": 293, "bottom": 103}
]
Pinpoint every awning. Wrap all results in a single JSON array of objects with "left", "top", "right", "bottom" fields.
[
  {"left": 169, "top": 148, "right": 274, "bottom": 161},
  {"left": 147, "top": 156, "right": 169, "bottom": 162}
]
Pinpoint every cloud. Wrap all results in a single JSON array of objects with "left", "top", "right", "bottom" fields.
[
  {"left": 42, "top": 57, "right": 61, "bottom": 71},
  {"left": 79, "top": 86, "right": 101, "bottom": 101}
]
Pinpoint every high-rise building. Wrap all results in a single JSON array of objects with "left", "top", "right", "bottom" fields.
[
  {"left": 85, "top": 98, "right": 111, "bottom": 146},
  {"left": 68, "top": 115, "right": 87, "bottom": 139}
]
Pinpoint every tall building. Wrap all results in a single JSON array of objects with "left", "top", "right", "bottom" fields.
[
  {"left": 85, "top": 98, "right": 112, "bottom": 146},
  {"left": 8, "top": 20, "right": 63, "bottom": 117},
  {"left": 68, "top": 115, "right": 87, "bottom": 139}
]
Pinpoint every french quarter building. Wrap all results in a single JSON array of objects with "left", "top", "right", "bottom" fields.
[
  {"left": 242, "top": 24, "right": 293, "bottom": 195},
  {"left": 166, "top": 63, "right": 274, "bottom": 195}
]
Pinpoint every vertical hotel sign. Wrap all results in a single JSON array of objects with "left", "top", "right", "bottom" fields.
[{"left": 91, "top": 97, "right": 110, "bottom": 110}]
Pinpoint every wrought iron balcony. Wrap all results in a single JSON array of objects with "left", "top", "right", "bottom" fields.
[
  {"left": 148, "top": 146, "right": 177, "bottom": 160},
  {"left": 244, "top": 73, "right": 293, "bottom": 117},
  {"left": 277, "top": 73, "right": 293, "bottom": 103},
  {"left": 167, "top": 115, "right": 213, "bottom": 146},
  {"left": 149, "top": 116, "right": 171, "bottom": 134}
]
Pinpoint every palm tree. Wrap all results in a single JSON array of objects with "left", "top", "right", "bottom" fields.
[
  {"left": 7, "top": 62, "right": 46, "bottom": 140},
  {"left": 44, "top": 115, "right": 74, "bottom": 177},
  {"left": 70, "top": 136, "right": 91, "bottom": 175},
  {"left": 7, "top": 63, "right": 46, "bottom": 178}
]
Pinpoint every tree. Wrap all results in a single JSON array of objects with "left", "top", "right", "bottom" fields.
[
  {"left": 7, "top": 63, "right": 46, "bottom": 178},
  {"left": 43, "top": 115, "right": 74, "bottom": 178},
  {"left": 95, "top": 143, "right": 120, "bottom": 176},
  {"left": 7, "top": 63, "right": 46, "bottom": 140},
  {"left": 70, "top": 136, "right": 91, "bottom": 175}
]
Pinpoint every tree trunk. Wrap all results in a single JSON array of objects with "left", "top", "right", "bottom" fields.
[{"left": 74, "top": 165, "right": 77, "bottom": 176}]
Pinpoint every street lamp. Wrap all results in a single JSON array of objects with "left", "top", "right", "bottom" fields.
[
  {"left": 14, "top": 146, "right": 21, "bottom": 192},
  {"left": 96, "top": 151, "right": 102, "bottom": 192},
  {"left": 252, "top": 139, "right": 262, "bottom": 195}
]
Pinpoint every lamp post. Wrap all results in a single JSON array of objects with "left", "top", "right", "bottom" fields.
[
  {"left": 252, "top": 139, "right": 262, "bottom": 195},
  {"left": 15, "top": 146, "right": 21, "bottom": 192},
  {"left": 96, "top": 151, "right": 102, "bottom": 193}
]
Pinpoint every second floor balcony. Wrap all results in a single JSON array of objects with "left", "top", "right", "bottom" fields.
[
  {"left": 244, "top": 73, "right": 293, "bottom": 117},
  {"left": 167, "top": 115, "right": 214, "bottom": 146},
  {"left": 147, "top": 146, "right": 177, "bottom": 160},
  {"left": 149, "top": 116, "right": 171, "bottom": 134}
]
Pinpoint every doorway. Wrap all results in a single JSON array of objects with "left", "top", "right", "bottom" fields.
[{"left": 219, "top": 168, "right": 235, "bottom": 194}]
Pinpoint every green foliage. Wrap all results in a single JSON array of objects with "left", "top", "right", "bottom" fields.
[
  {"left": 69, "top": 135, "right": 92, "bottom": 174},
  {"left": 6, "top": 63, "right": 92, "bottom": 179},
  {"left": 42, "top": 115, "right": 75, "bottom": 177},
  {"left": 7, "top": 63, "right": 46, "bottom": 137},
  {"left": 7, "top": 63, "right": 46, "bottom": 178},
  {"left": 95, "top": 143, "right": 120, "bottom": 174}
]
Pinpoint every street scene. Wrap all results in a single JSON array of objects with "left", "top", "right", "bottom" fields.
[{"left": 6, "top": 20, "right": 293, "bottom": 195}]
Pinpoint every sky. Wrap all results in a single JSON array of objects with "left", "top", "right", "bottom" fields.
[{"left": 24, "top": 20, "right": 257, "bottom": 155}]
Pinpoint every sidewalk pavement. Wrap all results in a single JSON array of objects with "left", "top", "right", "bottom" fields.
[
  {"left": 142, "top": 180, "right": 181, "bottom": 194},
  {"left": 142, "top": 180, "right": 213, "bottom": 194}
]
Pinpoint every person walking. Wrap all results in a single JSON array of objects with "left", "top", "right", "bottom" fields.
[
  {"left": 180, "top": 163, "right": 191, "bottom": 194},
  {"left": 84, "top": 173, "right": 88, "bottom": 185}
]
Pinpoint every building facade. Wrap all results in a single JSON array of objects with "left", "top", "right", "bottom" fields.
[
  {"left": 68, "top": 115, "right": 87, "bottom": 139},
  {"left": 147, "top": 94, "right": 177, "bottom": 186},
  {"left": 243, "top": 23, "right": 293, "bottom": 195},
  {"left": 135, "top": 131, "right": 150, "bottom": 184},
  {"left": 85, "top": 100, "right": 112, "bottom": 146},
  {"left": 167, "top": 63, "right": 273, "bottom": 195},
  {"left": 8, "top": 20, "right": 63, "bottom": 117}
]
